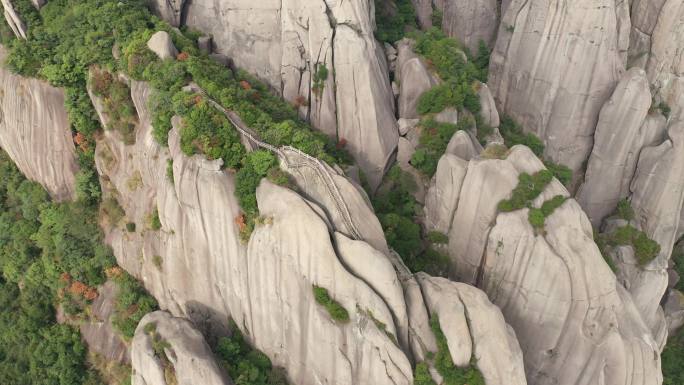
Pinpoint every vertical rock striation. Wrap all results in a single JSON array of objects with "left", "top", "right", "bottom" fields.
[
  {"left": 578, "top": 68, "right": 660, "bottom": 226},
  {"left": 488, "top": 0, "right": 630, "bottom": 174},
  {"left": 155, "top": 0, "right": 398, "bottom": 189},
  {"left": 0, "top": 47, "right": 78, "bottom": 201},
  {"left": 424, "top": 145, "right": 663, "bottom": 385}
]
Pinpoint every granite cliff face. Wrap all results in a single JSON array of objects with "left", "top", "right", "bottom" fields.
[
  {"left": 2, "top": 0, "right": 684, "bottom": 384},
  {"left": 88, "top": 77, "right": 528, "bottom": 385},
  {"left": 150, "top": 0, "right": 398, "bottom": 190},
  {"left": 0, "top": 46, "right": 78, "bottom": 201},
  {"left": 424, "top": 145, "right": 663, "bottom": 385},
  {"left": 488, "top": 0, "right": 630, "bottom": 174}
]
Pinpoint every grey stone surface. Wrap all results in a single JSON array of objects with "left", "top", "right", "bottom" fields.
[
  {"left": 396, "top": 39, "right": 438, "bottom": 119},
  {"left": 441, "top": 145, "right": 663, "bottom": 385},
  {"left": 417, "top": 274, "right": 527, "bottom": 385},
  {"left": 177, "top": 0, "right": 398, "bottom": 190},
  {"left": 79, "top": 281, "right": 131, "bottom": 364},
  {"left": 147, "top": 31, "right": 179, "bottom": 60},
  {"left": 0, "top": 46, "right": 78, "bottom": 201},
  {"left": 132, "top": 311, "right": 232, "bottom": 385},
  {"left": 578, "top": 68, "right": 655, "bottom": 226},
  {"left": 488, "top": 0, "right": 630, "bottom": 174},
  {"left": 434, "top": 0, "right": 498, "bottom": 52}
]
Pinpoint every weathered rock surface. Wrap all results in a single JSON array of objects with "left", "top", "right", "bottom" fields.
[
  {"left": 478, "top": 83, "right": 499, "bottom": 128},
  {"left": 1, "top": 0, "right": 27, "bottom": 39},
  {"left": 396, "top": 39, "right": 438, "bottom": 119},
  {"left": 89, "top": 78, "right": 529, "bottom": 385},
  {"left": 664, "top": 289, "right": 684, "bottom": 333},
  {"left": 416, "top": 274, "right": 527, "bottom": 385},
  {"left": 489, "top": 0, "right": 630, "bottom": 173},
  {"left": 445, "top": 130, "right": 481, "bottom": 160},
  {"left": 424, "top": 154, "right": 467, "bottom": 234},
  {"left": 631, "top": 121, "right": 684, "bottom": 262},
  {"left": 95, "top": 81, "right": 413, "bottom": 385},
  {"left": 0, "top": 47, "right": 78, "bottom": 201},
  {"left": 131, "top": 311, "right": 231, "bottom": 385},
  {"left": 148, "top": 0, "right": 184, "bottom": 27},
  {"left": 578, "top": 68, "right": 656, "bottom": 226},
  {"left": 431, "top": 145, "right": 663, "bottom": 384},
  {"left": 147, "top": 31, "right": 178, "bottom": 60},
  {"left": 630, "top": 0, "right": 684, "bottom": 85},
  {"left": 173, "top": 0, "right": 398, "bottom": 189},
  {"left": 433, "top": 0, "right": 498, "bottom": 52}
]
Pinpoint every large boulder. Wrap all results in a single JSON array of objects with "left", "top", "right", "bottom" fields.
[
  {"left": 577, "top": 68, "right": 659, "bottom": 226},
  {"left": 147, "top": 31, "right": 179, "bottom": 60},
  {"left": 0, "top": 46, "right": 78, "bottom": 201},
  {"left": 478, "top": 82, "right": 500, "bottom": 128},
  {"left": 131, "top": 311, "right": 231, "bottom": 385},
  {"left": 488, "top": 0, "right": 630, "bottom": 174},
  {"left": 424, "top": 154, "right": 468, "bottom": 234},
  {"left": 95, "top": 81, "right": 411, "bottom": 385}
]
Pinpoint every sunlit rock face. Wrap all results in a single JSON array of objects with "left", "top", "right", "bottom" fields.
[
  {"left": 150, "top": 0, "right": 398, "bottom": 189},
  {"left": 0, "top": 46, "right": 78, "bottom": 201},
  {"left": 425, "top": 145, "right": 663, "bottom": 385},
  {"left": 489, "top": 0, "right": 630, "bottom": 174}
]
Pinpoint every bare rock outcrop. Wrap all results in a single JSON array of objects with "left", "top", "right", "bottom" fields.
[
  {"left": 169, "top": 0, "right": 398, "bottom": 189},
  {"left": 424, "top": 154, "right": 468, "bottom": 234},
  {"left": 433, "top": 0, "right": 498, "bottom": 52},
  {"left": 425, "top": 144, "right": 663, "bottom": 384},
  {"left": 578, "top": 68, "right": 659, "bottom": 226},
  {"left": 629, "top": 0, "right": 684, "bottom": 85},
  {"left": 489, "top": 0, "right": 630, "bottom": 174},
  {"left": 131, "top": 311, "right": 231, "bottom": 385},
  {"left": 0, "top": 47, "right": 78, "bottom": 201},
  {"left": 396, "top": 39, "right": 439, "bottom": 119},
  {"left": 89, "top": 77, "right": 530, "bottom": 385},
  {"left": 478, "top": 82, "right": 499, "bottom": 129},
  {"left": 1, "top": 0, "right": 27, "bottom": 39},
  {"left": 95, "top": 81, "right": 413, "bottom": 385},
  {"left": 416, "top": 274, "right": 527, "bottom": 385}
]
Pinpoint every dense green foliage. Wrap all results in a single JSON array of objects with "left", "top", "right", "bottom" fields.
[
  {"left": 90, "top": 68, "right": 138, "bottom": 144},
  {"left": 375, "top": 0, "right": 418, "bottom": 43},
  {"left": 410, "top": 116, "right": 474, "bottom": 176},
  {"left": 405, "top": 28, "right": 490, "bottom": 177},
  {"left": 663, "top": 327, "right": 684, "bottom": 385},
  {"left": 528, "top": 195, "right": 567, "bottom": 230},
  {"left": 497, "top": 170, "right": 553, "bottom": 212},
  {"left": 373, "top": 167, "right": 449, "bottom": 275},
  {"left": 429, "top": 315, "right": 485, "bottom": 385},
  {"left": 414, "top": 362, "right": 437, "bottom": 385},
  {"left": 674, "top": 242, "right": 684, "bottom": 292},
  {"left": 603, "top": 225, "right": 661, "bottom": 266},
  {"left": 111, "top": 271, "right": 158, "bottom": 339},
  {"left": 213, "top": 322, "right": 288, "bottom": 385},
  {"left": 312, "top": 285, "right": 350, "bottom": 322},
  {"left": 0, "top": 152, "right": 109, "bottom": 385}
]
